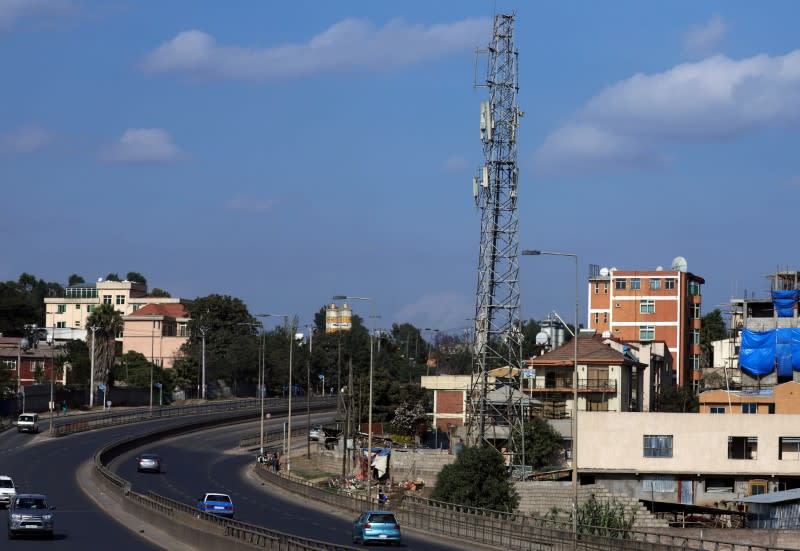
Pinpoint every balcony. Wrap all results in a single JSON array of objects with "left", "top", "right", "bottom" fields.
[{"left": 527, "top": 377, "right": 617, "bottom": 394}]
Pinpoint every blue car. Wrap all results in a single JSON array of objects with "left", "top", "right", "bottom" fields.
[
  {"left": 352, "top": 510, "right": 401, "bottom": 545},
  {"left": 197, "top": 493, "right": 234, "bottom": 518}
]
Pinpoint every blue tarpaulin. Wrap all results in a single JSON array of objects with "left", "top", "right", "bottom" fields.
[
  {"left": 740, "top": 328, "right": 800, "bottom": 377},
  {"left": 772, "top": 290, "right": 799, "bottom": 317}
]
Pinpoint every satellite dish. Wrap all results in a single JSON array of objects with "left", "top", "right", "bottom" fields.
[
  {"left": 656, "top": 266, "right": 664, "bottom": 271},
  {"left": 535, "top": 332, "right": 549, "bottom": 346},
  {"left": 610, "top": 267, "right": 617, "bottom": 272},
  {"left": 599, "top": 267, "right": 610, "bottom": 277},
  {"left": 19, "top": 338, "right": 30, "bottom": 350},
  {"left": 671, "top": 256, "right": 688, "bottom": 272}
]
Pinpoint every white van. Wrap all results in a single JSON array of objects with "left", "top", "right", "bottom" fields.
[{"left": 17, "top": 413, "right": 39, "bottom": 434}]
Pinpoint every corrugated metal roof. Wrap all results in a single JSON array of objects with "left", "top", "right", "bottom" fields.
[{"left": 736, "top": 488, "right": 800, "bottom": 504}]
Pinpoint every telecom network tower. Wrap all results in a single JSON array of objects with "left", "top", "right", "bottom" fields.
[{"left": 467, "top": 13, "right": 524, "bottom": 448}]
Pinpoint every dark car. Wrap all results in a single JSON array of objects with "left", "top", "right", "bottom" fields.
[
  {"left": 136, "top": 453, "right": 163, "bottom": 473},
  {"left": 197, "top": 493, "right": 234, "bottom": 518},
  {"left": 352, "top": 510, "right": 401, "bottom": 545},
  {"left": 7, "top": 493, "right": 55, "bottom": 539}
]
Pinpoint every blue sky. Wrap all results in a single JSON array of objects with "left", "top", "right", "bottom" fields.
[{"left": 2, "top": 1, "right": 799, "bottom": 335}]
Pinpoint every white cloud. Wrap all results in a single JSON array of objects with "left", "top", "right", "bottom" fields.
[
  {"left": 444, "top": 155, "right": 469, "bottom": 172},
  {"left": 0, "top": 124, "right": 54, "bottom": 156},
  {"left": 685, "top": 15, "right": 727, "bottom": 57},
  {"left": 141, "top": 17, "right": 491, "bottom": 81},
  {"left": 224, "top": 195, "right": 274, "bottom": 214},
  {"left": 0, "top": 0, "right": 74, "bottom": 32},
  {"left": 102, "top": 128, "right": 185, "bottom": 164},
  {"left": 534, "top": 50, "right": 800, "bottom": 175}
]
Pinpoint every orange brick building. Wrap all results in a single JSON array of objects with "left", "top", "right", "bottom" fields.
[
  {"left": 587, "top": 259, "right": 704, "bottom": 388},
  {"left": 699, "top": 381, "right": 800, "bottom": 414}
]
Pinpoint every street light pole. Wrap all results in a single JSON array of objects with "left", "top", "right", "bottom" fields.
[
  {"left": 256, "top": 313, "right": 291, "bottom": 466},
  {"left": 333, "top": 295, "right": 374, "bottom": 506},
  {"left": 199, "top": 326, "right": 207, "bottom": 400},
  {"left": 306, "top": 324, "right": 314, "bottom": 460},
  {"left": 521, "top": 249, "right": 579, "bottom": 536},
  {"left": 89, "top": 325, "right": 98, "bottom": 409}
]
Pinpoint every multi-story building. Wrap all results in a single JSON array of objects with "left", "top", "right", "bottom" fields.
[
  {"left": 121, "top": 303, "right": 190, "bottom": 369},
  {"left": 698, "top": 381, "right": 800, "bottom": 414},
  {"left": 44, "top": 278, "right": 181, "bottom": 342},
  {"left": 587, "top": 257, "right": 704, "bottom": 389},
  {"left": 0, "top": 337, "right": 65, "bottom": 387}
]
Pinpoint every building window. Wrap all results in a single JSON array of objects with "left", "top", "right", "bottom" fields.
[
  {"left": 688, "top": 281, "right": 701, "bottom": 296},
  {"left": 87, "top": 305, "right": 95, "bottom": 313},
  {"left": 593, "top": 313, "right": 599, "bottom": 324},
  {"left": 603, "top": 282, "right": 608, "bottom": 294},
  {"left": 650, "top": 279, "right": 661, "bottom": 290},
  {"left": 705, "top": 477, "right": 734, "bottom": 492},
  {"left": 769, "top": 404, "right": 775, "bottom": 414},
  {"left": 116, "top": 295, "right": 125, "bottom": 305},
  {"left": 103, "top": 295, "right": 112, "bottom": 305},
  {"left": 2, "top": 359, "right": 15, "bottom": 370},
  {"left": 691, "top": 355, "right": 700, "bottom": 371},
  {"left": 691, "top": 330, "right": 700, "bottom": 344},
  {"left": 585, "top": 396, "right": 609, "bottom": 411},
  {"left": 665, "top": 278, "right": 676, "bottom": 290},
  {"left": 178, "top": 322, "right": 188, "bottom": 337},
  {"left": 690, "top": 303, "right": 701, "bottom": 319},
  {"left": 75, "top": 304, "right": 80, "bottom": 310},
  {"left": 643, "top": 435, "right": 673, "bottom": 458},
  {"left": 615, "top": 279, "right": 627, "bottom": 290},
  {"left": 74, "top": 321, "right": 80, "bottom": 327},
  {"left": 710, "top": 406, "right": 725, "bottom": 414},
  {"left": 779, "top": 437, "right": 800, "bottom": 460},
  {"left": 640, "top": 300, "right": 655, "bottom": 314},
  {"left": 631, "top": 278, "right": 641, "bottom": 290},
  {"left": 132, "top": 304, "right": 140, "bottom": 312},
  {"left": 728, "top": 436, "right": 757, "bottom": 460},
  {"left": 594, "top": 283, "right": 599, "bottom": 294},
  {"left": 57, "top": 304, "right": 66, "bottom": 313},
  {"left": 742, "top": 404, "right": 757, "bottom": 414},
  {"left": 639, "top": 325, "right": 655, "bottom": 341},
  {"left": 56, "top": 321, "right": 66, "bottom": 328},
  {"left": 603, "top": 312, "right": 608, "bottom": 323}
]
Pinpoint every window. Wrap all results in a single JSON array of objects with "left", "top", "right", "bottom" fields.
[
  {"left": 603, "top": 312, "right": 608, "bottom": 324},
  {"left": 779, "top": 437, "right": 800, "bottom": 460},
  {"left": 2, "top": 360, "right": 15, "bottom": 370},
  {"left": 640, "top": 476, "right": 676, "bottom": 493},
  {"left": 594, "top": 283, "right": 599, "bottom": 294},
  {"left": 688, "top": 281, "right": 701, "bottom": 296},
  {"left": 706, "top": 477, "right": 734, "bottom": 492},
  {"left": 742, "top": 403, "right": 757, "bottom": 414},
  {"left": 103, "top": 294, "right": 112, "bottom": 305},
  {"left": 615, "top": 279, "right": 627, "bottom": 290},
  {"left": 87, "top": 305, "right": 95, "bottom": 313},
  {"left": 116, "top": 295, "right": 125, "bottom": 305},
  {"left": 132, "top": 304, "right": 140, "bottom": 312},
  {"left": 665, "top": 278, "right": 676, "bottom": 290},
  {"left": 728, "top": 436, "right": 757, "bottom": 460},
  {"left": 643, "top": 435, "right": 673, "bottom": 457},
  {"left": 691, "top": 330, "right": 700, "bottom": 344},
  {"left": 75, "top": 304, "right": 80, "bottom": 309},
  {"left": 56, "top": 321, "right": 66, "bottom": 328},
  {"left": 639, "top": 325, "right": 655, "bottom": 341},
  {"left": 640, "top": 300, "right": 655, "bottom": 314},
  {"left": 690, "top": 303, "right": 701, "bottom": 319},
  {"left": 650, "top": 279, "right": 661, "bottom": 290},
  {"left": 585, "top": 396, "right": 609, "bottom": 411},
  {"left": 74, "top": 320, "right": 80, "bottom": 327},
  {"left": 594, "top": 313, "right": 600, "bottom": 324},
  {"left": 57, "top": 304, "right": 66, "bottom": 313},
  {"left": 631, "top": 278, "right": 641, "bottom": 290},
  {"left": 178, "top": 323, "right": 188, "bottom": 337},
  {"left": 603, "top": 282, "right": 608, "bottom": 295},
  {"left": 769, "top": 404, "right": 775, "bottom": 414},
  {"left": 691, "top": 355, "right": 700, "bottom": 371},
  {"left": 710, "top": 406, "right": 725, "bottom": 414}
]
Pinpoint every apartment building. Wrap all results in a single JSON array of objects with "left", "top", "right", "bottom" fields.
[
  {"left": 0, "top": 337, "right": 65, "bottom": 387},
  {"left": 44, "top": 278, "right": 181, "bottom": 342},
  {"left": 121, "top": 303, "right": 190, "bottom": 369},
  {"left": 587, "top": 257, "right": 704, "bottom": 389},
  {"left": 699, "top": 381, "right": 800, "bottom": 414}
]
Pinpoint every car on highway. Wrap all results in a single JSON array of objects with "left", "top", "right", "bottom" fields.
[
  {"left": 7, "top": 493, "right": 55, "bottom": 539},
  {"left": 309, "top": 425, "right": 324, "bottom": 441},
  {"left": 352, "top": 510, "right": 401, "bottom": 545},
  {"left": 136, "top": 453, "right": 163, "bottom": 473},
  {"left": 197, "top": 493, "right": 234, "bottom": 518},
  {"left": 16, "top": 413, "right": 39, "bottom": 434},
  {"left": 0, "top": 476, "right": 16, "bottom": 508}
]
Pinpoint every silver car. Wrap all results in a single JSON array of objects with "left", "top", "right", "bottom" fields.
[
  {"left": 0, "top": 476, "right": 15, "bottom": 508},
  {"left": 7, "top": 493, "right": 55, "bottom": 539}
]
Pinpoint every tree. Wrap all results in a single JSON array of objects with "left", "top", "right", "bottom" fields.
[
  {"left": 68, "top": 274, "right": 85, "bottom": 286},
  {"left": 432, "top": 445, "right": 519, "bottom": 511},
  {"left": 510, "top": 416, "right": 564, "bottom": 470},
  {"left": 655, "top": 385, "right": 699, "bottom": 412},
  {"left": 63, "top": 339, "right": 89, "bottom": 386},
  {"left": 701, "top": 309, "right": 728, "bottom": 369},
  {"left": 150, "top": 288, "right": 171, "bottom": 298},
  {"left": 125, "top": 272, "right": 147, "bottom": 285},
  {"left": 105, "top": 273, "right": 121, "bottom": 282},
  {"left": 86, "top": 303, "right": 124, "bottom": 389},
  {"left": 113, "top": 351, "right": 174, "bottom": 401},
  {"left": 390, "top": 401, "right": 428, "bottom": 438}
]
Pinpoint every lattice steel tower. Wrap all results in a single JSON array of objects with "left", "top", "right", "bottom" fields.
[{"left": 467, "top": 13, "right": 523, "bottom": 448}]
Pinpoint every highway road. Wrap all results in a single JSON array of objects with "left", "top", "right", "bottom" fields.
[{"left": 2, "top": 413, "right": 468, "bottom": 550}]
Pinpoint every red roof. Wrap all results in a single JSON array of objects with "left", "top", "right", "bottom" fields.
[
  {"left": 527, "top": 333, "right": 638, "bottom": 366},
  {"left": 128, "top": 303, "right": 188, "bottom": 318}
]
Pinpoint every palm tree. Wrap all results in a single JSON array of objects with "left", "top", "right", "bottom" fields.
[{"left": 86, "top": 304, "right": 123, "bottom": 390}]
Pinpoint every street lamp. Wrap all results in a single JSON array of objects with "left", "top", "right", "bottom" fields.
[
  {"left": 256, "top": 313, "right": 292, "bottom": 469},
  {"left": 89, "top": 325, "right": 98, "bottom": 409},
  {"left": 199, "top": 325, "right": 207, "bottom": 400},
  {"left": 332, "top": 295, "right": 374, "bottom": 506},
  {"left": 521, "top": 249, "right": 580, "bottom": 536},
  {"left": 304, "top": 324, "right": 315, "bottom": 460}
]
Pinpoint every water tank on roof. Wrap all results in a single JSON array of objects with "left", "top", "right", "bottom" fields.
[{"left": 540, "top": 319, "right": 565, "bottom": 349}]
